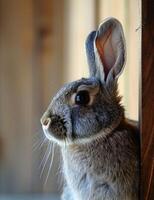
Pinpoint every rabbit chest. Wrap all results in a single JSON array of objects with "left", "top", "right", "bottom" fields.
[{"left": 61, "top": 130, "right": 139, "bottom": 200}]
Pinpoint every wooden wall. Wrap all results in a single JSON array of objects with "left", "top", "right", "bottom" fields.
[{"left": 0, "top": 0, "right": 63, "bottom": 193}]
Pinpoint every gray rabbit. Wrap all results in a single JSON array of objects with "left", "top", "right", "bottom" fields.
[{"left": 40, "top": 18, "right": 140, "bottom": 200}]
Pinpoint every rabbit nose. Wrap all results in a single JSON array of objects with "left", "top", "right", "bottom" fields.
[
  {"left": 41, "top": 117, "right": 51, "bottom": 129},
  {"left": 41, "top": 114, "right": 67, "bottom": 139}
]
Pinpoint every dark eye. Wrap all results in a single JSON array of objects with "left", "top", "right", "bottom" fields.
[{"left": 75, "top": 90, "right": 90, "bottom": 106}]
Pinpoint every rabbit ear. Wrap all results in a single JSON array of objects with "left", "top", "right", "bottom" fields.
[{"left": 85, "top": 18, "right": 126, "bottom": 84}]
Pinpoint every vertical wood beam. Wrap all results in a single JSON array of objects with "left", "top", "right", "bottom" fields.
[
  {"left": 141, "top": 0, "right": 154, "bottom": 199},
  {"left": 0, "top": 0, "right": 34, "bottom": 192}
]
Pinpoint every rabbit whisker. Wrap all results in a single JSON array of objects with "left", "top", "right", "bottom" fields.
[
  {"left": 56, "top": 155, "right": 64, "bottom": 191},
  {"left": 32, "top": 136, "right": 46, "bottom": 152},
  {"left": 40, "top": 142, "right": 53, "bottom": 178},
  {"left": 39, "top": 137, "right": 48, "bottom": 150},
  {"left": 44, "top": 143, "right": 55, "bottom": 184},
  {"left": 39, "top": 142, "right": 51, "bottom": 170}
]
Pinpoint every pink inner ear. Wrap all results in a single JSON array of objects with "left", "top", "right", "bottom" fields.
[{"left": 96, "top": 27, "right": 116, "bottom": 80}]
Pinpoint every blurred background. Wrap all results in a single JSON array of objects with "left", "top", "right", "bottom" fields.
[{"left": 0, "top": 0, "right": 140, "bottom": 199}]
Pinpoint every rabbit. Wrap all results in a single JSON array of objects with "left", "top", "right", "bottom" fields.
[{"left": 40, "top": 17, "right": 140, "bottom": 200}]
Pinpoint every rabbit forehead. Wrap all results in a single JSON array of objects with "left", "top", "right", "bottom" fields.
[{"left": 52, "top": 77, "right": 99, "bottom": 101}]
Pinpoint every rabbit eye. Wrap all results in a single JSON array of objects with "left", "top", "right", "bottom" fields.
[{"left": 75, "top": 90, "right": 90, "bottom": 106}]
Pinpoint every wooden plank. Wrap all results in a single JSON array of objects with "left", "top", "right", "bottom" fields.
[
  {"left": 0, "top": 0, "right": 64, "bottom": 194},
  {"left": 141, "top": 0, "right": 154, "bottom": 199},
  {"left": 32, "top": 0, "right": 64, "bottom": 193},
  {"left": 0, "top": 0, "right": 35, "bottom": 192}
]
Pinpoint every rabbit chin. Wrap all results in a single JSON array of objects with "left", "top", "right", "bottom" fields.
[
  {"left": 42, "top": 123, "right": 115, "bottom": 146},
  {"left": 71, "top": 127, "right": 114, "bottom": 145}
]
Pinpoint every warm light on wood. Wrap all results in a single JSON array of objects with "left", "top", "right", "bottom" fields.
[{"left": 63, "top": 0, "right": 140, "bottom": 121}]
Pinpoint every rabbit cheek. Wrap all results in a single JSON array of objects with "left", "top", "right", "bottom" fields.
[{"left": 71, "top": 107, "right": 102, "bottom": 139}]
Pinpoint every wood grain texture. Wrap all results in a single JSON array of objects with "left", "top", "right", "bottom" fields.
[
  {"left": 0, "top": 0, "right": 63, "bottom": 193},
  {"left": 141, "top": 0, "right": 154, "bottom": 199}
]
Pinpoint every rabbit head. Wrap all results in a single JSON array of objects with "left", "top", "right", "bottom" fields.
[{"left": 40, "top": 18, "right": 126, "bottom": 146}]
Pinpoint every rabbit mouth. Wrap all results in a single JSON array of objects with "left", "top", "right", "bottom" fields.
[{"left": 41, "top": 115, "right": 68, "bottom": 143}]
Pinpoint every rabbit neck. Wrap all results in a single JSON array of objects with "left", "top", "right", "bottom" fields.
[{"left": 61, "top": 119, "right": 139, "bottom": 200}]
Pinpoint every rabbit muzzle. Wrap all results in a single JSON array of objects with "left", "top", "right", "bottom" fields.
[{"left": 41, "top": 114, "right": 67, "bottom": 140}]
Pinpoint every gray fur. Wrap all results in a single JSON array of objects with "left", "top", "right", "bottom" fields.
[{"left": 40, "top": 18, "right": 139, "bottom": 200}]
